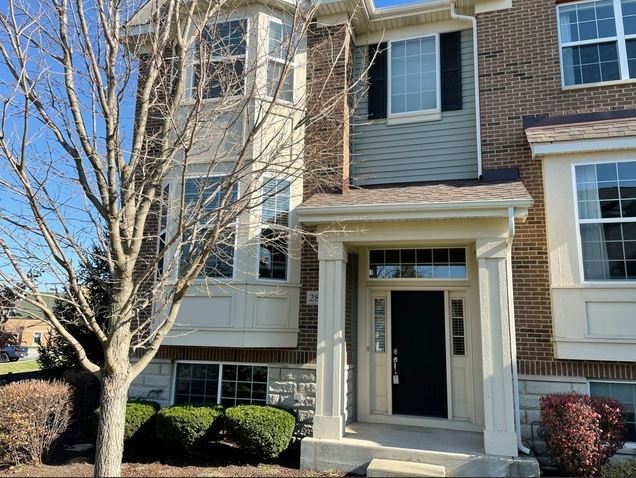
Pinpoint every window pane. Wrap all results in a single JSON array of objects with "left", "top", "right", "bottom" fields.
[
  {"left": 562, "top": 43, "right": 620, "bottom": 86},
  {"left": 174, "top": 364, "right": 220, "bottom": 405},
  {"left": 623, "top": 0, "right": 636, "bottom": 34},
  {"left": 259, "top": 179, "right": 290, "bottom": 280},
  {"left": 559, "top": 1, "right": 616, "bottom": 43},
  {"left": 368, "top": 248, "right": 467, "bottom": 279},
  {"left": 390, "top": 36, "right": 437, "bottom": 114},
  {"left": 267, "top": 60, "right": 294, "bottom": 102}
]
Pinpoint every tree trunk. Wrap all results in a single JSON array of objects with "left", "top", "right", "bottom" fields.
[{"left": 94, "top": 371, "right": 130, "bottom": 477}]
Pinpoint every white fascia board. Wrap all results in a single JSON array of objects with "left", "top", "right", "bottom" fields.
[
  {"left": 297, "top": 199, "right": 532, "bottom": 224},
  {"left": 531, "top": 137, "right": 636, "bottom": 157}
]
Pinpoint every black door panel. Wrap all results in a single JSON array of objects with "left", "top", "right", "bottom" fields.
[{"left": 391, "top": 291, "right": 447, "bottom": 418}]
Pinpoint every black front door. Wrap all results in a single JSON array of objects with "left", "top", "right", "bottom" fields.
[{"left": 391, "top": 291, "right": 447, "bottom": 418}]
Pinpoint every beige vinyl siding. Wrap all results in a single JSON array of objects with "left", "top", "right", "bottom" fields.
[{"left": 351, "top": 29, "right": 478, "bottom": 186}]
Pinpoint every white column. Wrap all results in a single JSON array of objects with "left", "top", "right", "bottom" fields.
[
  {"left": 313, "top": 239, "right": 348, "bottom": 440},
  {"left": 476, "top": 239, "right": 518, "bottom": 457}
]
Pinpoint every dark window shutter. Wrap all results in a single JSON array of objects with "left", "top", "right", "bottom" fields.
[
  {"left": 440, "top": 32, "right": 462, "bottom": 111},
  {"left": 368, "top": 43, "right": 387, "bottom": 120}
]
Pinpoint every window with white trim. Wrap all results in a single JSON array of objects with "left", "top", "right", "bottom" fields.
[
  {"left": 187, "top": 19, "right": 247, "bottom": 99},
  {"left": 33, "top": 332, "right": 42, "bottom": 345},
  {"left": 174, "top": 363, "right": 268, "bottom": 406},
  {"left": 575, "top": 161, "right": 636, "bottom": 280},
  {"left": 389, "top": 35, "right": 438, "bottom": 115},
  {"left": 590, "top": 381, "right": 636, "bottom": 442},
  {"left": 557, "top": 0, "right": 636, "bottom": 86},
  {"left": 179, "top": 177, "right": 239, "bottom": 279},
  {"left": 451, "top": 299, "right": 465, "bottom": 356},
  {"left": 266, "top": 20, "right": 294, "bottom": 102},
  {"left": 368, "top": 248, "right": 467, "bottom": 279},
  {"left": 157, "top": 184, "right": 170, "bottom": 278},
  {"left": 258, "top": 178, "right": 290, "bottom": 280}
]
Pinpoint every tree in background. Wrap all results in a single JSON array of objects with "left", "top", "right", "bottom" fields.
[{"left": 38, "top": 250, "right": 107, "bottom": 372}]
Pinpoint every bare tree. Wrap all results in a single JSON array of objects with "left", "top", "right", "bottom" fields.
[{"left": 0, "top": 0, "right": 363, "bottom": 476}]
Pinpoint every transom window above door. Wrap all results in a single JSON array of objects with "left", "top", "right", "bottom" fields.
[
  {"left": 368, "top": 248, "right": 467, "bottom": 279},
  {"left": 557, "top": 0, "right": 636, "bottom": 86}
]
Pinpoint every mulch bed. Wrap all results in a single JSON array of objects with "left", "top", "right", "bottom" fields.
[{"left": 0, "top": 463, "right": 344, "bottom": 477}]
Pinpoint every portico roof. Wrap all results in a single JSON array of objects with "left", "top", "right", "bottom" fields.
[{"left": 297, "top": 179, "right": 533, "bottom": 224}]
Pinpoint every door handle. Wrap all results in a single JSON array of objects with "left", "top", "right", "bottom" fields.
[{"left": 392, "top": 348, "right": 399, "bottom": 384}]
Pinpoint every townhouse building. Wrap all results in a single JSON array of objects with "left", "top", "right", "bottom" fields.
[{"left": 128, "top": 0, "right": 636, "bottom": 476}]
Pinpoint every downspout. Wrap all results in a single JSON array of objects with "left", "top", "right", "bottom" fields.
[
  {"left": 449, "top": 3, "right": 483, "bottom": 178},
  {"left": 507, "top": 207, "right": 531, "bottom": 455}
]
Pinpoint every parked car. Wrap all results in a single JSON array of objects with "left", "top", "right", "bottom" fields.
[
  {"left": 0, "top": 343, "right": 28, "bottom": 363},
  {"left": 0, "top": 331, "right": 28, "bottom": 363}
]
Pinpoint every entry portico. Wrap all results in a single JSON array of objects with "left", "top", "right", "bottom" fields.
[{"left": 297, "top": 180, "right": 533, "bottom": 471}]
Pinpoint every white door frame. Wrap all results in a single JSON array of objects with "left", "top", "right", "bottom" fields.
[{"left": 359, "top": 284, "right": 480, "bottom": 432}]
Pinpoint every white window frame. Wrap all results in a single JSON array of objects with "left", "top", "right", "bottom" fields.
[
  {"left": 588, "top": 379, "right": 636, "bottom": 449},
  {"left": 572, "top": 158, "right": 636, "bottom": 283},
  {"left": 178, "top": 174, "right": 240, "bottom": 282},
  {"left": 387, "top": 33, "right": 441, "bottom": 121},
  {"left": 185, "top": 18, "right": 250, "bottom": 101},
  {"left": 265, "top": 17, "right": 294, "bottom": 104},
  {"left": 172, "top": 361, "right": 270, "bottom": 406},
  {"left": 256, "top": 176, "right": 291, "bottom": 283},
  {"left": 367, "top": 246, "right": 469, "bottom": 281},
  {"left": 557, "top": 0, "right": 636, "bottom": 88}
]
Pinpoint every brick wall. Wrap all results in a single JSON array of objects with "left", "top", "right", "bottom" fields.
[{"left": 477, "top": 0, "right": 636, "bottom": 379}]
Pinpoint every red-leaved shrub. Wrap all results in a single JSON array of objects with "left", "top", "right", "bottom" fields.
[{"left": 540, "top": 393, "right": 626, "bottom": 477}]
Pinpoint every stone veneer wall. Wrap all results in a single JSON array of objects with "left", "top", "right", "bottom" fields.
[
  {"left": 130, "top": 360, "right": 317, "bottom": 437},
  {"left": 518, "top": 375, "right": 588, "bottom": 464}
]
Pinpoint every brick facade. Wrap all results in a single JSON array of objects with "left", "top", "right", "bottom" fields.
[{"left": 477, "top": 0, "right": 636, "bottom": 379}]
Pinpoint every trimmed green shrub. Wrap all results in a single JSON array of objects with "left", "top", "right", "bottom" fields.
[
  {"left": 94, "top": 400, "right": 160, "bottom": 443},
  {"left": 155, "top": 405, "right": 223, "bottom": 452},
  {"left": 225, "top": 405, "right": 295, "bottom": 459},
  {"left": 123, "top": 401, "right": 160, "bottom": 442}
]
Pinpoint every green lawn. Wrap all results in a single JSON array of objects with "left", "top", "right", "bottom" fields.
[{"left": 0, "top": 359, "right": 41, "bottom": 375}]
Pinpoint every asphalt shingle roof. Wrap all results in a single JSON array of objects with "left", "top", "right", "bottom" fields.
[{"left": 299, "top": 180, "right": 532, "bottom": 209}]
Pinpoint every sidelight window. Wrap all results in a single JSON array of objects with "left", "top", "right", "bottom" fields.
[
  {"left": 451, "top": 299, "right": 466, "bottom": 356},
  {"left": 368, "top": 248, "right": 467, "bottom": 279}
]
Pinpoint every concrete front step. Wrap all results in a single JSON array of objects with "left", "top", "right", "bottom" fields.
[{"left": 367, "top": 458, "right": 446, "bottom": 477}]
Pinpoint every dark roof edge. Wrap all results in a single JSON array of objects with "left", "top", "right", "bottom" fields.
[{"left": 522, "top": 109, "right": 636, "bottom": 130}]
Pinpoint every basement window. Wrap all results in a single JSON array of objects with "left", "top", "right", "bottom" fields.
[
  {"left": 590, "top": 381, "right": 636, "bottom": 443},
  {"left": 174, "top": 363, "right": 268, "bottom": 406}
]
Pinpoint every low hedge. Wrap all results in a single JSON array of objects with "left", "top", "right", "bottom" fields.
[
  {"left": 155, "top": 404, "right": 223, "bottom": 452},
  {"left": 225, "top": 405, "right": 295, "bottom": 459},
  {"left": 123, "top": 401, "right": 160, "bottom": 442},
  {"left": 94, "top": 400, "right": 160, "bottom": 443}
]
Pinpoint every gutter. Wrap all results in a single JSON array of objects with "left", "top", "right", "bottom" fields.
[
  {"left": 449, "top": 4, "right": 483, "bottom": 178},
  {"left": 506, "top": 207, "right": 531, "bottom": 456}
]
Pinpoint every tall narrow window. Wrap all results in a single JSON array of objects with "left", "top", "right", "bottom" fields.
[
  {"left": 179, "top": 177, "right": 239, "bottom": 279},
  {"left": 188, "top": 19, "right": 247, "bottom": 99},
  {"left": 575, "top": 161, "right": 636, "bottom": 280},
  {"left": 259, "top": 178, "right": 290, "bottom": 280},
  {"left": 266, "top": 20, "right": 294, "bottom": 102},
  {"left": 373, "top": 298, "right": 386, "bottom": 353},
  {"left": 451, "top": 299, "right": 466, "bottom": 356},
  {"left": 389, "top": 36, "right": 438, "bottom": 115},
  {"left": 157, "top": 184, "right": 170, "bottom": 278},
  {"left": 557, "top": 0, "right": 636, "bottom": 86}
]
